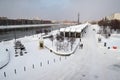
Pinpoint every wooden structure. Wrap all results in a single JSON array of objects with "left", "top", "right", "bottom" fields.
[{"left": 39, "top": 37, "right": 44, "bottom": 49}]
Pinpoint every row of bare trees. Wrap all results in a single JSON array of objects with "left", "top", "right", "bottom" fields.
[
  {"left": 98, "top": 19, "right": 120, "bottom": 30},
  {"left": 98, "top": 19, "right": 120, "bottom": 38},
  {"left": 49, "top": 34, "right": 76, "bottom": 51}
]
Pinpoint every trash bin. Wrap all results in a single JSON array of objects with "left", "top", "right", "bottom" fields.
[{"left": 39, "top": 37, "right": 44, "bottom": 49}]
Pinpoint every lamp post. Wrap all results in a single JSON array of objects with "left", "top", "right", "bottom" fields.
[{"left": 14, "top": 28, "right": 16, "bottom": 43}]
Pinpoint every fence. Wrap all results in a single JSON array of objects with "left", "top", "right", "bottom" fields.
[{"left": 2, "top": 56, "right": 68, "bottom": 78}]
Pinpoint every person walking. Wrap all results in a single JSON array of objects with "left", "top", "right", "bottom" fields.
[{"left": 81, "top": 44, "right": 83, "bottom": 49}]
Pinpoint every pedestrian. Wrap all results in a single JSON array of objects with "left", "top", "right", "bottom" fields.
[
  {"left": 80, "top": 38, "right": 81, "bottom": 42},
  {"left": 80, "top": 44, "right": 83, "bottom": 49},
  {"left": 98, "top": 38, "right": 101, "bottom": 42},
  {"left": 104, "top": 42, "right": 106, "bottom": 47},
  {"left": 6, "top": 49, "right": 8, "bottom": 51}
]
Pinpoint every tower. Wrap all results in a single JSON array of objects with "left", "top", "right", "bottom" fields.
[{"left": 78, "top": 13, "right": 80, "bottom": 24}]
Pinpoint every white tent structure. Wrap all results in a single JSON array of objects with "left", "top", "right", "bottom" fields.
[
  {"left": 60, "top": 28, "right": 66, "bottom": 36},
  {"left": 59, "top": 23, "right": 89, "bottom": 38}
]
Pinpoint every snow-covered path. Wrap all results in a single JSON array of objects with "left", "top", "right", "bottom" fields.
[
  {"left": 0, "top": 26, "right": 120, "bottom": 80},
  {"left": 66, "top": 26, "right": 120, "bottom": 80}
]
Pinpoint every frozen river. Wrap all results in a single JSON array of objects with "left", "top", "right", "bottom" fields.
[{"left": 0, "top": 24, "right": 68, "bottom": 41}]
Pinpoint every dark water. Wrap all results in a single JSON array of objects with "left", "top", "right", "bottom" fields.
[{"left": 0, "top": 24, "right": 70, "bottom": 42}]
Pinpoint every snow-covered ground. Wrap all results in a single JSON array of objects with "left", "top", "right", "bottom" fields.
[
  {"left": 44, "top": 38, "right": 79, "bottom": 56},
  {"left": 94, "top": 25, "right": 120, "bottom": 52},
  {"left": 96, "top": 34, "right": 120, "bottom": 50},
  {"left": 0, "top": 42, "right": 10, "bottom": 69},
  {"left": 0, "top": 24, "right": 120, "bottom": 80}
]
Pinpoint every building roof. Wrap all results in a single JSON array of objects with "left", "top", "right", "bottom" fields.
[
  {"left": 60, "top": 23, "right": 89, "bottom": 33},
  {"left": 60, "top": 28, "right": 65, "bottom": 32},
  {"left": 65, "top": 27, "right": 71, "bottom": 32}
]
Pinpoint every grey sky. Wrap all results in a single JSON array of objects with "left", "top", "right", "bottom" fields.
[{"left": 0, "top": 0, "right": 120, "bottom": 21}]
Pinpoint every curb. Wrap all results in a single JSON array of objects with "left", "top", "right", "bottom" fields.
[
  {"left": 0, "top": 49, "right": 10, "bottom": 69},
  {"left": 45, "top": 43, "right": 79, "bottom": 56}
]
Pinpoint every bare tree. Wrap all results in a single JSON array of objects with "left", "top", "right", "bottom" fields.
[
  {"left": 44, "top": 29, "right": 48, "bottom": 35},
  {"left": 70, "top": 37, "right": 75, "bottom": 51},
  {"left": 56, "top": 34, "right": 64, "bottom": 51},
  {"left": 49, "top": 35, "right": 54, "bottom": 46}
]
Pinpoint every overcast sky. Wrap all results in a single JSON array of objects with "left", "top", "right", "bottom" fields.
[{"left": 0, "top": 0, "right": 120, "bottom": 21}]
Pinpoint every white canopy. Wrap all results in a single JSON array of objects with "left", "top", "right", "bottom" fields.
[
  {"left": 60, "top": 23, "right": 89, "bottom": 33},
  {"left": 60, "top": 28, "right": 65, "bottom": 32}
]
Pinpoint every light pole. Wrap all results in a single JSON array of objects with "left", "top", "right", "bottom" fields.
[
  {"left": 14, "top": 28, "right": 16, "bottom": 43},
  {"left": 78, "top": 13, "right": 80, "bottom": 25}
]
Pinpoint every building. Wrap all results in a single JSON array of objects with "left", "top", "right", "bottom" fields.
[
  {"left": 106, "top": 13, "right": 120, "bottom": 20},
  {"left": 59, "top": 23, "right": 89, "bottom": 38},
  {"left": 0, "top": 17, "right": 52, "bottom": 25}
]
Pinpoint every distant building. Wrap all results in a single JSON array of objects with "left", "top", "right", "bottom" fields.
[
  {"left": 106, "top": 13, "right": 120, "bottom": 20},
  {"left": 52, "top": 20, "right": 77, "bottom": 25},
  {"left": 0, "top": 17, "right": 8, "bottom": 19},
  {"left": 0, "top": 17, "right": 52, "bottom": 25}
]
